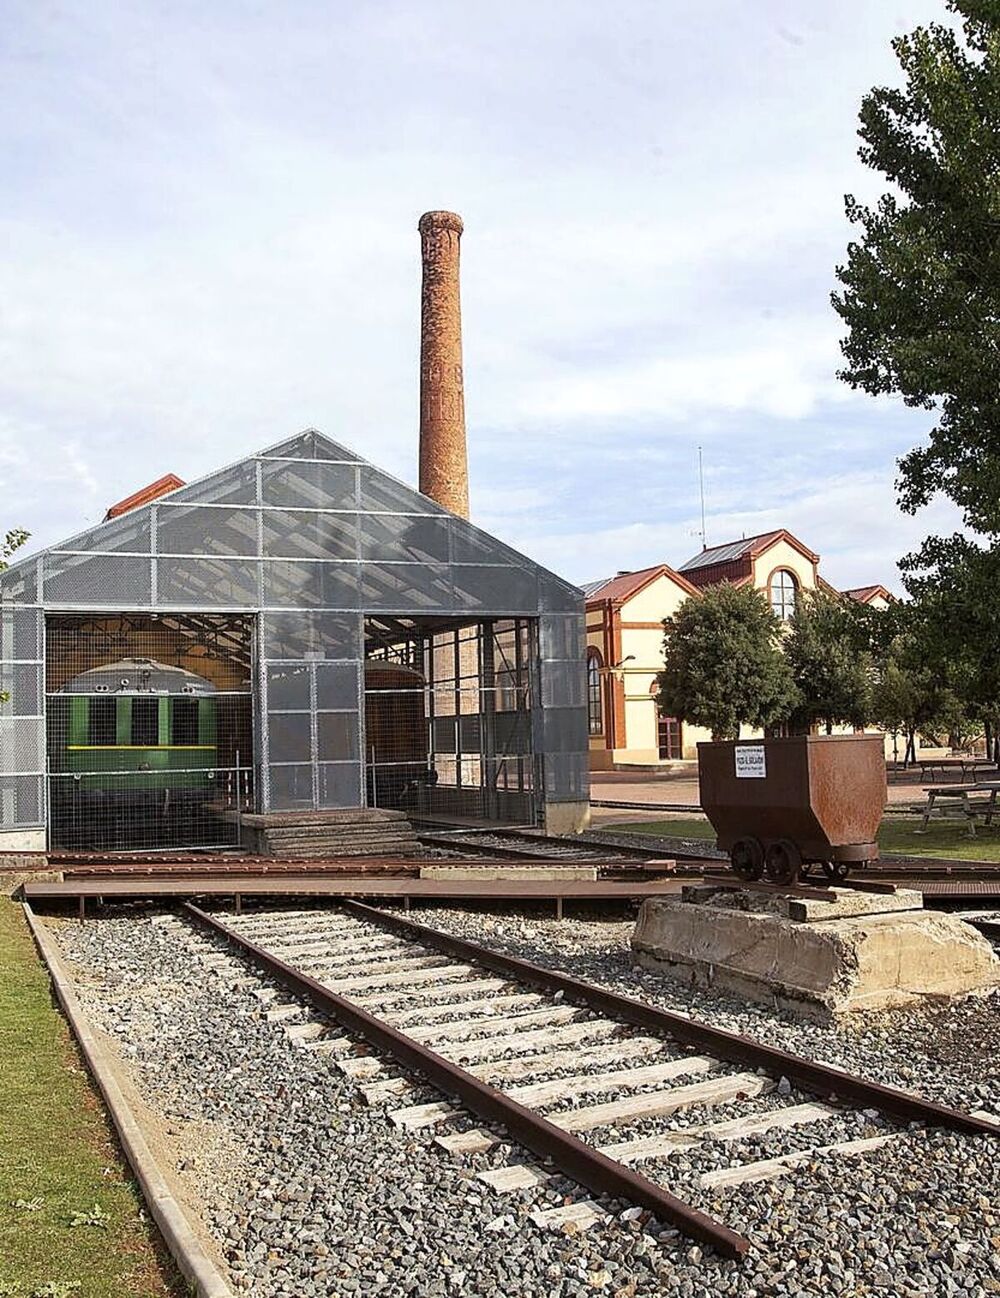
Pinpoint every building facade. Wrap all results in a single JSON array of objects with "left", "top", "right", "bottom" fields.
[{"left": 584, "top": 529, "right": 892, "bottom": 770}]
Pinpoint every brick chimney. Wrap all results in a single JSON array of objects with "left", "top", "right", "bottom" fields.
[{"left": 418, "top": 210, "right": 469, "bottom": 519}]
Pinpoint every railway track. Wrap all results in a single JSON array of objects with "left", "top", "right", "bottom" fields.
[
  {"left": 416, "top": 826, "right": 679, "bottom": 864},
  {"left": 183, "top": 899, "right": 998, "bottom": 1259}
]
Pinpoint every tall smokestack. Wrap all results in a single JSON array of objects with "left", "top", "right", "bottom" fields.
[{"left": 418, "top": 210, "right": 469, "bottom": 519}]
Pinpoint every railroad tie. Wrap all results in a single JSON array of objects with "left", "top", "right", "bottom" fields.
[
  {"left": 549, "top": 1071, "right": 775, "bottom": 1134},
  {"left": 389, "top": 1100, "right": 461, "bottom": 1131},
  {"left": 437, "top": 1018, "right": 624, "bottom": 1066},
  {"left": 303, "top": 953, "right": 446, "bottom": 981},
  {"left": 264, "top": 938, "right": 413, "bottom": 962},
  {"left": 477, "top": 1165, "right": 552, "bottom": 1193},
  {"left": 359, "top": 1077, "right": 413, "bottom": 1106},
  {"left": 336, "top": 1055, "right": 384, "bottom": 1081},
  {"left": 528, "top": 1201, "right": 609, "bottom": 1234},
  {"left": 284, "top": 1020, "right": 327, "bottom": 1044},
  {"left": 469, "top": 1035, "right": 666, "bottom": 1085},
  {"left": 598, "top": 1100, "right": 835, "bottom": 1164},
  {"left": 405, "top": 1004, "right": 583, "bottom": 1046},
  {"left": 322, "top": 962, "right": 475, "bottom": 995},
  {"left": 434, "top": 1128, "right": 499, "bottom": 1156},
  {"left": 383, "top": 991, "right": 544, "bottom": 1028},
  {"left": 701, "top": 1133, "right": 898, "bottom": 1189},
  {"left": 356, "top": 976, "right": 512, "bottom": 1008},
  {"left": 265, "top": 1003, "right": 302, "bottom": 1024},
  {"left": 506, "top": 1055, "right": 717, "bottom": 1108},
  {"left": 302, "top": 1036, "right": 352, "bottom": 1057}
]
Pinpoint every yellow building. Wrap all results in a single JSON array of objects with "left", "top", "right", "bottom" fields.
[{"left": 583, "top": 529, "right": 893, "bottom": 770}]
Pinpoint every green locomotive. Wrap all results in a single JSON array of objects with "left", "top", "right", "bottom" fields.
[{"left": 48, "top": 657, "right": 221, "bottom": 850}]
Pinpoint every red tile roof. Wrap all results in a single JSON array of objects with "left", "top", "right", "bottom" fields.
[
  {"left": 844, "top": 584, "right": 894, "bottom": 604},
  {"left": 105, "top": 473, "right": 185, "bottom": 519},
  {"left": 584, "top": 563, "right": 700, "bottom": 606},
  {"left": 678, "top": 528, "right": 820, "bottom": 589}
]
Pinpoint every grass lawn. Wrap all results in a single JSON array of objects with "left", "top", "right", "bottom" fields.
[
  {"left": 606, "top": 815, "right": 1000, "bottom": 862},
  {"left": 0, "top": 899, "right": 183, "bottom": 1298}
]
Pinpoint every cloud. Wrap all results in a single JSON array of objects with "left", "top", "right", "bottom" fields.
[
  {"left": 0, "top": 0, "right": 969, "bottom": 590},
  {"left": 510, "top": 471, "right": 965, "bottom": 594}
]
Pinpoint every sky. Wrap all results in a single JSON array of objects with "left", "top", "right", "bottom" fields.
[{"left": 0, "top": 0, "right": 967, "bottom": 593}]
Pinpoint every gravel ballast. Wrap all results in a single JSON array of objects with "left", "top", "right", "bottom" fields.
[{"left": 49, "top": 902, "right": 1000, "bottom": 1298}]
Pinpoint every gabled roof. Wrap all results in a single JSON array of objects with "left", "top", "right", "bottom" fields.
[
  {"left": 0, "top": 428, "right": 582, "bottom": 618},
  {"left": 678, "top": 528, "right": 819, "bottom": 574},
  {"left": 584, "top": 563, "right": 700, "bottom": 606},
  {"left": 844, "top": 584, "right": 894, "bottom": 605}
]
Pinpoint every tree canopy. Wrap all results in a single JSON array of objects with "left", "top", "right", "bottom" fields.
[
  {"left": 833, "top": 0, "right": 1000, "bottom": 756},
  {"left": 1, "top": 530, "right": 27, "bottom": 570},
  {"left": 784, "top": 589, "right": 873, "bottom": 733},
  {"left": 0, "top": 528, "right": 29, "bottom": 704},
  {"left": 833, "top": 0, "right": 1000, "bottom": 535},
  {"left": 656, "top": 582, "right": 798, "bottom": 740}
]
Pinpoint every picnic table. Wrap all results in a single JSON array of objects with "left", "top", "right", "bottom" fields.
[
  {"left": 919, "top": 780, "right": 1000, "bottom": 837},
  {"left": 916, "top": 756, "right": 997, "bottom": 782}
]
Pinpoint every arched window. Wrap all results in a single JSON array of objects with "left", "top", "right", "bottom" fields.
[
  {"left": 587, "top": 650, "right": 603, "bottom": 735},
  {"left": 769, "top": 568, "right": 798, "bottom": 620}
]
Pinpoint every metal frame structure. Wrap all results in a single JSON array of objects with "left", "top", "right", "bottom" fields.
[{"left": 0, "top": 429, "right": 587, "bottom": 845}]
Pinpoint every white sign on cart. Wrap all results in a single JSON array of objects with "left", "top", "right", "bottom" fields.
[{"left": 734, "top": 744, "right": 767, "bottom": 779}]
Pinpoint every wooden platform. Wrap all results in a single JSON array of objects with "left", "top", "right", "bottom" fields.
[
  {"left": 21, "top": 874, "right": 686, "bottom": 915},
  {"left": 18, "top": 869, "right": 997, "bottom": 911}
]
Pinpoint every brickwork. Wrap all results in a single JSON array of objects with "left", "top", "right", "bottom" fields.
[{"left": 418, "top": 210, "right": 470, "bottom": 519}]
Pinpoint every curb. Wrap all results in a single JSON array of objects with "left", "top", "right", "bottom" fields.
[{"left": 22, "top": 903, "right": 234, "bottom": 1298}]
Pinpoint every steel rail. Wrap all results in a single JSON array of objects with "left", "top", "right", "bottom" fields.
[
  {"left": 182, "top": 901, "right": 750, "bottom": 1258},
  {"left": 340, "top": 900, "right": 1000, "bottom": 1141},
  {"left": 416, "top": 829, "right": 663, "bottom": 863}
]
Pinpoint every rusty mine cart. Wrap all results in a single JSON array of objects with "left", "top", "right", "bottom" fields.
[{"left": 697, "top": 733, "right": 886, "bottom": 885}]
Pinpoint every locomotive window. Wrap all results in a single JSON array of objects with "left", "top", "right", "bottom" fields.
[
  {"left": 172, "top": 698, "right": 200, "bottom": 746},
  {"left": 131, "top": 697, "right": 160, "bottom": 746},
  {"left": 88, "top": 697, "right": 117, "bottom": 747}
]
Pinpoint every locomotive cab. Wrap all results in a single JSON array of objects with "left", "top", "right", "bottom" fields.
[{"left": 48, "top": 657, "right": 220, "bottom": 850}]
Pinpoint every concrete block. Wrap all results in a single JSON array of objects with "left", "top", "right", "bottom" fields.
[
  {"left": 543, "top": 801, "right": 590, "bottom": 835},
  {"left": 632, "top": 894, "right": 1000, "bottom": 1018},
  {"left": 0, "top": 829, "right": 46, "bottom": 852}
]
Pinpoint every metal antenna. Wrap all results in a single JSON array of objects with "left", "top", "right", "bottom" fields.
[{"left": 698, "top": 445, "right": 707, "bottom": 550}]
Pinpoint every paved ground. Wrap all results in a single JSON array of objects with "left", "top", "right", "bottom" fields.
[{"left": 589, "top": 766, "right": 953, "bottom": 827}]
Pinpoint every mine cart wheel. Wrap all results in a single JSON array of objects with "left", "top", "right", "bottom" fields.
[
  {"left": 730, "top": 837, "right": 765, "bottom": 881},
  {"left": 822, "top": 859, "right": 851, "bottom": 882},
  {"left": 764, "top": 838, "right": 802, "bottom": 886}
]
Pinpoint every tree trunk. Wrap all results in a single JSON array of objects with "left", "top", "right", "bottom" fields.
[
  {"left": 985, "top": 718, "right": 992, "bottom": 762},
  {"left": 825, "top": 719, "right": 833, "bottom": 735}
]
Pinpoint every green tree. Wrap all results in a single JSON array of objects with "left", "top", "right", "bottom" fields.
[
  {"left": 656, "top": 583, "right": 798, "bottom": 740},
  {"left": 901, "top": 534, "right": 1000, "bottom": 757},
  {"left": 833, "top": 1, "right": 1000, "bottom": 535},
  {"left": 832, "top": 1, "right": 1000, "bottom": 749},
  {"left": 0, "top": 528, "right": 29, "bottom": 704},
  {"left": 784, "top": 590, "right": 873, "bottom": 733},
  {"left": 870, "top": 630, "right": 965, "bottom": 763}
]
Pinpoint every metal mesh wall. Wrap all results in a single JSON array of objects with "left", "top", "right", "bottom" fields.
[
  {"left": 364, "top": 617, "right": 536, "bottom": 825},
  {"left": 44, "top": 615, "right": 254, "bottom": 850},
  {"left": 0, "top": 431, "right": 587, "bottom": 824},
  {"left": 0, "top": 594, "right": 44, "bottom": 831}
]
